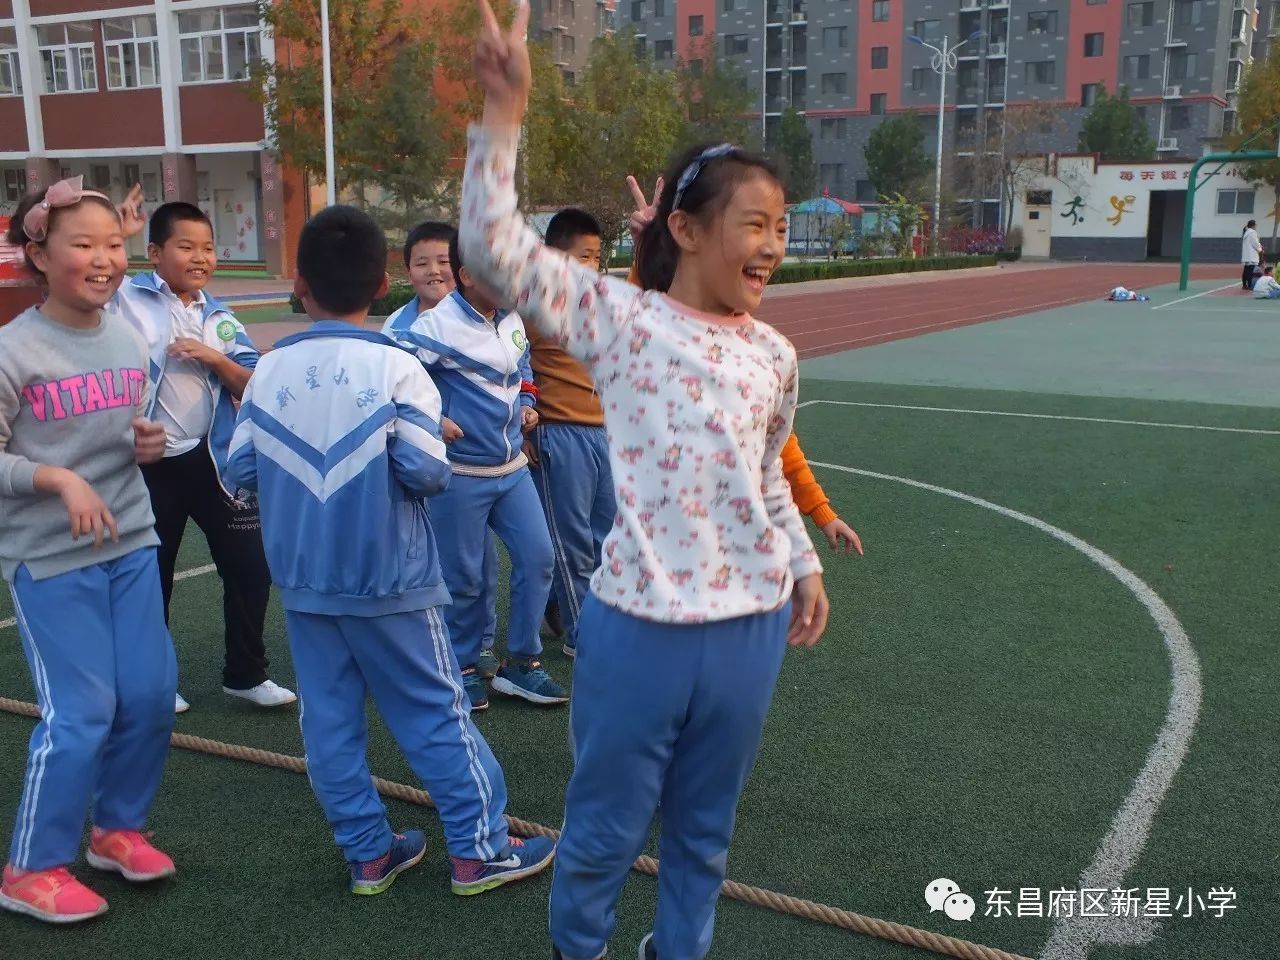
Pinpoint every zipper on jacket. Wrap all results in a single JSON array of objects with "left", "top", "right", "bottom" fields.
[{"left": 494, "top": 321, "right": 515, "bottom": 463}]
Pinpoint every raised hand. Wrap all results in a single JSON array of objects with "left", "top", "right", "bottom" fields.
[
  {"left": 117, "top": 183, "right": 146, "bottom": 240},
  {"left": 626, "top": 175, "right": 665, "bottom": 245},
  {"left": 475, "top": 0, "right": 532, "bottom": 126}
]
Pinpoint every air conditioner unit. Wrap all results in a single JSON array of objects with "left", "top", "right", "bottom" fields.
[
  {"left": 1164, "top": 84, "right": 1182, "bottom": 97},
  {"left": 988, "top": 41, "right": 1007, "bottom": 56},
  {"left": 1159, "top": 137, "right": 1179, "bottom": 151}
]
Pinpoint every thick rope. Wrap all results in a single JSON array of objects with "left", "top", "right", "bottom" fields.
[{"left": 0, "top": 696, "right": 1030, "bottom": 960}]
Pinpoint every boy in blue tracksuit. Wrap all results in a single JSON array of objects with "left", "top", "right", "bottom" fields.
[
  {"left": 222, "top": 205, "right": 554, "bottom": 896},
  {"left": 111, "top": 201, "right": 292, "bottom": 714},
  {"left": 400, "top": 233, "right": 565, "bottom": 711}
]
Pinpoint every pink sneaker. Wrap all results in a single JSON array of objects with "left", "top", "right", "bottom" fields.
[
  {"left": 86, "top": 828, "right": 176, "bottom": 882},
  {"left": 0, "top": 864, "right": 108, "bottom": 923}
]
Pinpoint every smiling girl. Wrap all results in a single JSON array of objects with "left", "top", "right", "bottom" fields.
[
  {"left": 0, "top": 178, "right": 177, "bottom": 924},
  {"left": 463, "top": 5, "right": 830, "bottom": 958}
]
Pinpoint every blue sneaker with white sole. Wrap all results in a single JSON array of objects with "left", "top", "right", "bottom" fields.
[
  {"left": 348, "top": 829, "right": 426, "bottom": 895},
  {"left": 491, "top": 658, "right": 568, "bottom": 705},
  {"left": 450, "top": 835, "right": 556, "bottom": 895}
]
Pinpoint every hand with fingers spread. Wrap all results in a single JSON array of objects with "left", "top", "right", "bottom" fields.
[
  {"left": 34, "top": 466, "right": 120, "bottom": 549},
  {"left": 132, "top": 418, "right": 167, "bottom": 464},
  {"left": 821, "top": 517, "right": 864, "bottom": 555},
  {"left": 626, "top": 175, "right": 665, "bottom": 246},
  {"left": 117, "top": 183, "right": 147, "bottom": 240},
  {"left": 786, "top": 573, "right": 829, "bottom": 648},
  {"left": 475, "top": 0, "right": 532, "bottom": 128}
]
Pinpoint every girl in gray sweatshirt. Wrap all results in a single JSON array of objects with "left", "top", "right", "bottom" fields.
[{"left": 0, "top": 178, "right": 179, "bottom": 924}]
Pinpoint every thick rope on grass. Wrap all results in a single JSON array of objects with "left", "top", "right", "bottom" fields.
[{"left": 0, "top": 696, "right": 1030, "bottom": 960}]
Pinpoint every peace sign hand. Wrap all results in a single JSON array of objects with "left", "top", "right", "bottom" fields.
[
  {"left": 475, "top": 0, "right": 532, "bottom": 127},
  {"left": 626, "top": 175, "right": 665, "bottom": 245},
  {"left": 117, "top": 183, "right": 146, "bottom": 240}
]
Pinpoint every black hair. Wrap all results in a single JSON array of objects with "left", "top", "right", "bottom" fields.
[
  {"left": 149, "top": 201, "right": 212, "bottom": 247},
  {"left": 448, "top": 231, "right": 466, "bottom": 290},
  {"left": 7, "top": 186, "right": 119, "bottom": 282},
  {"left": 545, "top": 208, "right": 602, "bottom": 252},
  {"left": 402, "top": 221, "right": 456, "bottom": 268},
  {"left": 635, "top": 142, "right": 782, "bottom": 293},
  {"left": 1245, "top": 219, "right": 1258, "bottom": 233},
  {"left": 297, "top": 205, "right": 387, "bottom": 315}
]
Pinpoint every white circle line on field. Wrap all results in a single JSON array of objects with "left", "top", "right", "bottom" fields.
[
  {"left": 794, "top": 399, "right": 1280, "bottom": 436},
  {"left": 808, "top": 461, "right": 1203, "bottom": 960},
  {"left": 0, "top": 563, "right": 218, "bottom": 631}
]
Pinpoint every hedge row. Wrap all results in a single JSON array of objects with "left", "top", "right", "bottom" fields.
[{"left": 288, "top": 253, "right": 1008, "bottom": 315}]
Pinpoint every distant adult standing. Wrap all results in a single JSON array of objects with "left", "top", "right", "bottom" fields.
[{"left": 1242, "top": 219, "right": 1263, "bottom": 290}]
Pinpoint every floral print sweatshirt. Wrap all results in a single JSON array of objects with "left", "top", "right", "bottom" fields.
[{"left": 459, "top": 125, "right": 821, "bottom": 623}]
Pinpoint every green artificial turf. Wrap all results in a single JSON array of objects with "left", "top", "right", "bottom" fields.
[{"left": 0, "top": 378, "right": 1275, "bottom": 959}]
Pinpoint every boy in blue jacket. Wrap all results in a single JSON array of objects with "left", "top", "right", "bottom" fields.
[
  {"left": 401, "top": 233, "right": 564, "bottom": 711},
  {"left": 223, "top": 205, "right": 554, "bottom": 896}
]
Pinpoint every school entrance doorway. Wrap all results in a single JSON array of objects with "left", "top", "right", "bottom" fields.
[
  {"left": 1147, "top": 190, "right": 1187, "bottom": 258},
  {"left": 1021, "top": 190, "right": 1052, "bottom": 258}
]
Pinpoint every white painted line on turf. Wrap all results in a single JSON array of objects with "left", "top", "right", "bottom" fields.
[
  {"left": 800, "top": 399, "right": 1280, "bottom": 436},
  {"left": 0, "top": 563, "right": 217, "bottom": 631},
  {"left": 1151, "top": 282, "right": 1237, "bottom": 310},
  {"left": 810, "top": 461, "right": 1202, "bottom": 960}
]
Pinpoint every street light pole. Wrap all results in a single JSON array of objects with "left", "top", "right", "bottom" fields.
[
  {"left": 320, "top": 0, "right": 336, "bottom": 206},
  {"left": 907, "top": 29, "right": 981, "bottom": 254}
]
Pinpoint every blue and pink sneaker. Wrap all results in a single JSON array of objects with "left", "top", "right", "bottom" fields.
[
  {"left": 348, "top": 830, "right": 426, "bottom": 895},
  {"left": 450, "top": 835, "right": 556, "bottom": 896}
]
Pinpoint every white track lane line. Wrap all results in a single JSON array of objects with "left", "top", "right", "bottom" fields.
[{"left": 1151, "top": 282, "right": 1238, "bottom": 310}]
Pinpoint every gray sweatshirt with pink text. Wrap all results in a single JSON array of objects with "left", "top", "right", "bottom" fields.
[{"left": 0, "top": 306, "right": 159, "bottom": 581}]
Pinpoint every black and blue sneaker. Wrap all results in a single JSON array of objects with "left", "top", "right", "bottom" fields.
[
  {"left": 450, "top": 835, "right": 556, "bottom": 896},
  {"left": 348, "top": 829, "right": 426, "bottom": 895},
  {"left": 476, "top": 647, "right": 500, "bottom": 680},
  {"left": 461, "top": 667, "right": 489, "bottom": 712},
  {"left": 491, "top": 658, "right": 568, "bottom": 705}
]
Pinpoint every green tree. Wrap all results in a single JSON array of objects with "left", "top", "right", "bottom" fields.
[
  {"left": 878, "top": 192, "right": 924, "bottom": 258},
  {"left": 523, "top": 31, "right": 686, "bottom": 262},
  {"left": 1077, "top": 85, "right": 1155, "bottom": 162},
  {"left": 1227, "top": 46, "right": 1280, "bottom": 245},
  {"left": 772, "top": 108, "right": 815, "bottom": 200},
  {"left": 864, "top": 115, "right": 932, "bottom": 200},
  {"left": 253, "top": 0, "right": 453, "bottom": 218},
  {"left": 676, "top": 39, "right": 756, "bottom": 150}
]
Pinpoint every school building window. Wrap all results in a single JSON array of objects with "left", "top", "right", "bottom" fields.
[
  {"left": 649, "top": 0, "right": 661, "bottom": 17},
  {"left": 870, "top": 92, "right": 886, "bottom": 114},
  {"left": 689, "top": 15, "right": 704, "bottom": 36},
  {"left": 689, "top": 58, "right": 704, "bottom": 76},
  {"left": 820, "top": 117, "right": 847, "bottom": 140},
  {"left": 1129, "top": 1, "right": 1155, "bottom": 26},
  {"left": 1123, "top": 54, "right": 1151, "bottom": 80},
  {"left": 819, "top": 163, "right": 846, "bottom": 192},
  {"left": 1169, "top": 51, "right": 1197, "bottom": 80},
  {"left": 104, "top": 16, "right": 160, "bottom": 90},
  {"left": 178, "top": 7, "right": 262, "bottom": 83},
  {"left": 655, "top": 38, "right": 673, "bottom": 59},
  {"left": 722, "top": 0, "right": 736, "bottom": 10},
  {"left": 872, "top": 0, "right": 889, "bottom": 21},
  {"left": 821, "top": 71, "right": 847, "bottom": 94},
  {"left": 634, "top": 36, "right": 647, "bottom": 58},
  {"left": 1174, "top": 0, "right": 1203, "bottom": 26},
  {"left": 1081, "top": 83, "right": 1100, "bottom": 106},
  {"left": 1217, "top": 189, "right": 1255, "bottom": 215},
  {"left": 871, "top": 46, "right": 888, "bottom": 68},
  {"left": 0, "top": 28, "right": 20, "bottom": 96},
  {"left": 912, "top": 67, "right": 928, "bottom": 90},
  {"left": 823, "top": 26, "right": 848, "bottom": 50},
  {"left": 37, "top": 23, "right": 97, "bottom": 94},
  {"left": 563, "top": 34, "right": 575, "bottom": 56},
  {"left": 1084, "top": 33, "right": 1104, "bottom": 57},
  {"left": 3, "top": 168, "right": 23, "bottom": 202},
  {"left": 1025, "top": 60, "right": 1055, "bottom": 85},
  {"left": 631, "top": 1, "right": 643, "bottom": 21},
  {"left": 1027, "top": 11, "right": 1058, "bottom": 34},
  {"left": 1166, "top": 103, "right": 1190, "bottom": 129},
  {"left": 1087, "top": 0, "right": 1107, "bottom": 5},
  {"left": 725, "top": 34, "right": 749, "bottom": 55}
]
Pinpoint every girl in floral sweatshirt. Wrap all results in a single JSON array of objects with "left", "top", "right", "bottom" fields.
[{"left": 465, "top": 5, "right": 830, "bottom": 958}]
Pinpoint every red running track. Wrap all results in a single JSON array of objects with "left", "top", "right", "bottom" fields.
[{"left": 755, "top": 262, "right": 1236, "bottom": 359}]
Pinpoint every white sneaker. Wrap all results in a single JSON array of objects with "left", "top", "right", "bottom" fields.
[
  {"left": 174, "top": 693, "right": 190, "bottom": 714},
  {"left": 222, "top": 679, "right": 297, "bottom": 708}
]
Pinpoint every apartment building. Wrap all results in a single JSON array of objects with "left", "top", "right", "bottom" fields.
[
  {"left": 531, "top": 0, "right": 619, "bottom": 83},
  {"left": 627, "top": 0, "right": 1261, "bottom": 226}
]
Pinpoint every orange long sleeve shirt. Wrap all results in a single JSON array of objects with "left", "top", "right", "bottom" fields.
[{"left": 625, "top": 264, "right": 838, "bottom": 526}]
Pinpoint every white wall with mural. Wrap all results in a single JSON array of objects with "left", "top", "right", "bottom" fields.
[
  {"left": 196, "top": 152, "right": 262, "bottom": 264},
  {"left": 1011, "top": 154, "right": 1279, "bottom": 258}
]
